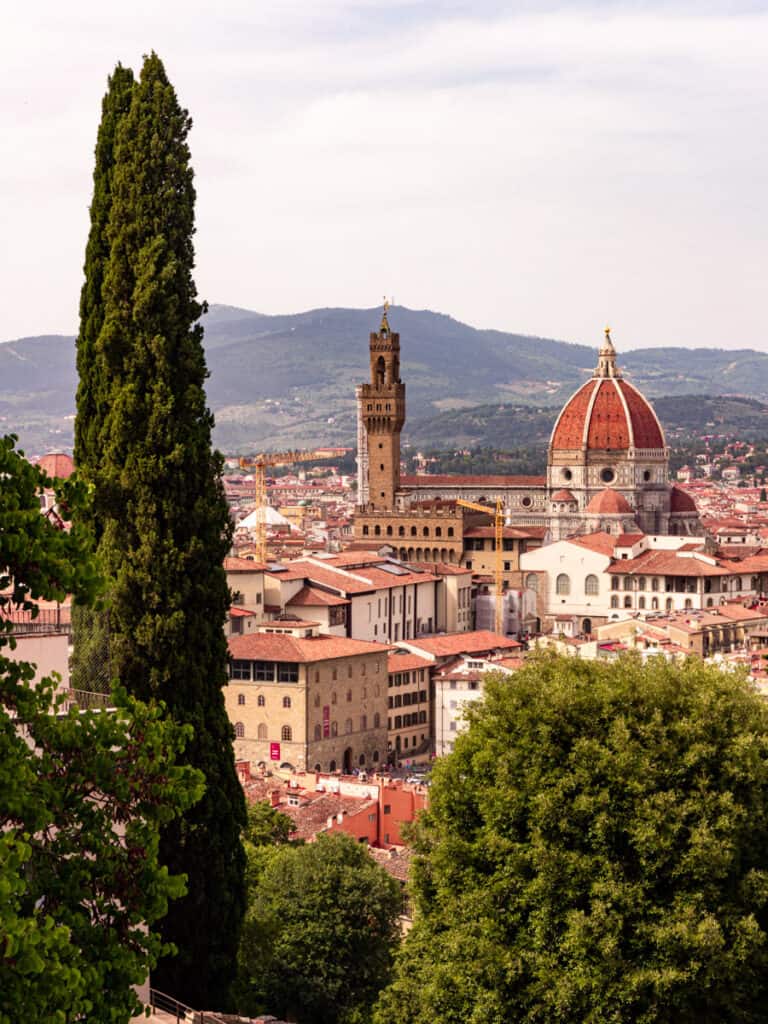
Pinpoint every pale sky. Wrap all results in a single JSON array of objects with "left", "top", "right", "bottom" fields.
[{"left": 2, "top": 0, "right": 766, "bottom": 350}]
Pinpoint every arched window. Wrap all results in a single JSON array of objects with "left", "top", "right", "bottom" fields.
[
  {"left": 435, "top": 526, "right": 442, "bottom": 538},
  {"left": 346, "top": 689, "right": 352, "bottom": 702},
  {"left": 584, "top": 574, "right": 599, "bottom": 596},
  {"left": 410, "top": 526, "right": 417, "bottom": 537},
  {"left": 556, "top": 573, "right": 570, "bottom": 596},
  {"left": 373, "top": 750, "right": 379, "bottom": 762},
  {"left": 257, "top": 723, "right": 267, "bottom": 740},
  {"left": 281, "top": 725, "right": 292, "bottom": 742},
  {"left": 345, "top": 718, "right": 353, "bottom": 734},
  {"left": 360, "top": 714, "right": 367, "bottom": 730},
  {"left": 525, "top": 573, "right": 538, "bottom": 593},
  {"left": 314, "top": 693, "right": 320, "bottom": 707},
  {"left": 651, "top": 578, "right": 660, "bottom": 592},
  {"left": 666, "top": 598, "right": 673, "bottom": 610},
  {"left": 610, "top": 595, "right": 619, "bottom": 609},
  {"left": 623, "top": 577, "right": 632, "bottom": 591},
  {"left": 611, "top": 576, "right": 620, "bottom": 591},
  {"left": 447, "top": 527, "right": 454, "bottom": 537},
  {"left": 314, "top": 724, "right": 321, "bottom": 741},
  {"left": 734, "top": 577, "right": 742, "bottom": 591},
  {"left": 331, "top": 691, "right": 337, "bottom": 705},
  {"left": 651, "top": 597, "right": 659, "bottom": 610},
  {"left": 706, "top": 597, "right": 714, "bottom": 607},
  {"left": 638, "top": 576, "right": 646, "bottom": 591},
  {"left": 386, "top": 525, "right": 393, "bottom": 536},
  {"left": 398, "top": 526, "right": 405, "bottom": 537},
  {"left": 359, "top": 754, "right": 366, "bottom": 766},
  {"left": 624, "top": 595, "right": 632, "bottom": 608},
  {"left": 423, "top": 526, "right": 429, "bottom": 537},
  {"left": 373, "top": 712, "right": 380, "bottom": 728},
  {"left": 257, "top": 694, "right": 265, "bottom": 707},
  {"left": 331, "top": 721, "right": 338, "bottom": 737},
  {"left": 283, "top": 696, "right": 291, "bottom": 709},
  {"left": 684, "top": 598, "right": 693, "bottom": 610},
  {"left": 238, "top": 693, "right": 246, "bottom": 705},
  {"left": 235, "top": 722, "right": 245, "bottom": 738},
  {"left": 374, "top": 525, "right": 381, "bottom": 536},
  {"left": 638, "top": 596, "right": 646, "bottom": 609}
]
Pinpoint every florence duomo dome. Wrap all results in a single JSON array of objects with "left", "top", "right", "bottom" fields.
[{"left": 545, "top": 329, "right": 700, "bottom": 539}]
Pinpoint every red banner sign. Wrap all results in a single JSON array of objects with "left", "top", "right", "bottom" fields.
[{"left": 270, "top": 742, "right": 281, "bottom": 761}]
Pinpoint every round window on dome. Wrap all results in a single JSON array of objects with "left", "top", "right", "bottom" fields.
[
  {"left": 601, "top": 467, "right": 615, "bottom": 484},
  {"left": 562, "top": 468, "right": 573, "bottom": 481},
  {"left": 521, "top": 496, "right": 532, "bottom": 508}
]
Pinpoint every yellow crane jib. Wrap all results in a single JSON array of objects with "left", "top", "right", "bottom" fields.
[
  {"left": 456, "top": 497, "right": 505, "bottom": 635},
  {"left": 238, "top": 450, "right": 335, "bottom": 563}
]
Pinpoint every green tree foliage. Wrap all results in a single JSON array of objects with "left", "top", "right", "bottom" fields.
[
  {"left": 236, "top": 832, "right": 402, "bottom": 1024},
  {"left": 74, "top": 62, "right": 134, "bottom": 479},
  {"left": 71, "top": 63, "right": 134, "bottom": 695},
  {"left": 376, "top": 655, "right": 768, "bottom": 1024},
  {"left": 245, "top": 799, "right": 293, "bottom": 848},
  {"left": 75, "top": 53, "right": 246, "bottom": 1007},
  {"left": 0, "top": 435, "right": 203, "bottom": 1023}
]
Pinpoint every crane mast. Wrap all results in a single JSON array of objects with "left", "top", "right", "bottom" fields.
[{"left": 238, "top": 450, "right": 334, "bottom": 562}]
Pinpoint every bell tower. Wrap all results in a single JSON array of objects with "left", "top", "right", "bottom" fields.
[{"left": 358, "top": 302, "right": 405, "bottom": 511}]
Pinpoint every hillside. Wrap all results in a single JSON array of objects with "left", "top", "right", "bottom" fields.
[{"left": 3, "top": 304, "right": 768, "bottom": 453}]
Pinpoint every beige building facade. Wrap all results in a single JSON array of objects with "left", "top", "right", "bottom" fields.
[{"left": 226, "top": 622, "right": 389, "bottom": 774}]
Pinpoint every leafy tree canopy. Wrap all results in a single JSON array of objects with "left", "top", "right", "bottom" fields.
[
  {"left": 236, "top": 832, "right": 402, "bottom": 1024},
  {"left": 376, "top": 655, "right": 768, "bottom": 1024},
  {"left": 0, "top": 435, "right": 203, "bottom": 1023}
]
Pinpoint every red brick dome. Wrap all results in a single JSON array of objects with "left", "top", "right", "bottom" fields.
[
  {"left": 586, "top": 487, "right": 632, "bottom": 514},
  {"left": 670, "top": 485, "right": 697, "bottom": 513},
  {"left": 36, "top": 453, "right": 75, "bottom": 480},
  {"left": 551, "top": 377, "right": 665, "bottom": 452}
]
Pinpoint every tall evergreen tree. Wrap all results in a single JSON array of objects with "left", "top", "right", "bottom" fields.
[
  {"left": 74, "top": 62, "right": 134, "bottom": 476},
  {"left": 71, "top": 63, "right": 134, "bottom": 692},
  {"left": 81, "top": 53, "right": 246, "bottom": 1008}
]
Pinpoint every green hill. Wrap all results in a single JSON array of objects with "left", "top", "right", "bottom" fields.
[{"left": 3, "top": 304, "right": 768, "bottom": 453}]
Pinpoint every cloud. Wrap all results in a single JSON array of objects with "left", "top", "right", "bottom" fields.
[{"left": 0, "top": 1, "right": 766, "bottom": 351}]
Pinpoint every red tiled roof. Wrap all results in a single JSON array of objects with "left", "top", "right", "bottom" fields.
[
  {"left": 388, "top": 652, "right": 434, "bottom": 672},
  {"left": 408, "top": 631, "right": 522, "bottom": 657},
  {"left": 288, "top": 585, "right": 350, "bottom": 607},
  {"left": 550, "top": 378, "right": 664, "bottom": 452},
  {"left": 406, "top": 561, "right": 473, "bottom": 576},
  {"left": 568, "top": 532, "right": 618, "bottom": 556},
  {"left": 587, "top": 488, "right": 632, "bottom": 514},
  {"left": 36, "top": 453, "right": 75, "bottom": 480},
  {"left": 609, "top": 549, "right": 729, "bottom": 577},
  {"left": 401, "top": 474, "right": 546, "bottom": 488},
  {"left": 224, "top": 556, "right": 269, "bottom": 572},
  {"left": 619, "top": 379, "right": 665, "bottom": 449},
  {"left": 463, "top": 526, "right": 544, "bottom": 539},
  {"left": 228, "top": 632, "right": 390, "bottom": 662},
  {"left": 670, "top": 485, "right": 698, "bottom": 513},
  {"left": 616, "top": 533, "right": 645, "bottom": 546}
]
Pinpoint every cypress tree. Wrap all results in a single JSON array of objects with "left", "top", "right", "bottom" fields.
[
  {"left": 71, "top": 63, "right": 134, "bottom": 692},
  {"left": 74, "top": 62, "right": 134, "bottom": 476},
  {"left": 88, "top": 52, "right": 246, "bottom": 1008}
]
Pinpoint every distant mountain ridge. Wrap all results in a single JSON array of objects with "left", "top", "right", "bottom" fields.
[{"left": 3, "top": 304, "right": 768, "bottom": 453}]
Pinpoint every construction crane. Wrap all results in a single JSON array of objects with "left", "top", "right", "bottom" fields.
[
  {"left": 456, "top": 497, "right": 505, "bottom": 635},
  {"left": 238, "top": 450, "right": 335, "bottom": 562}
]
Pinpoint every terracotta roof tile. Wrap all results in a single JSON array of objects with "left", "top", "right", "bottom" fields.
[
  {"left": 408, "top": 630, "right": 521, "bottom": 657},
  {"left": 228, "top": 632, "right": 390, "bottom": 663},
  {"left": 401, "top": 474, "right": 546, "bottom": 487},
  {"left": 287, "top": 585, "right": 351, "bottom": 607}
]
